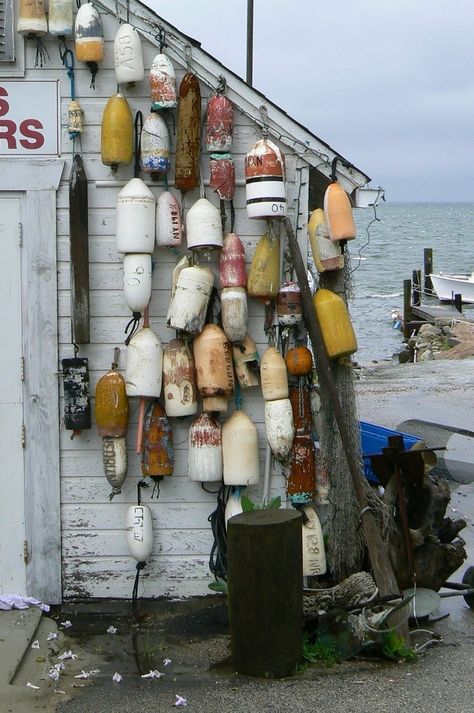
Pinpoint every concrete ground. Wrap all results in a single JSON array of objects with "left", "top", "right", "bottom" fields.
[{"left": 1, "top": 359, "right": 474, "bottom": 712}]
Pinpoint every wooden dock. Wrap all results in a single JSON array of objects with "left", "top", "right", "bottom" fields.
[{"left": 411, "top": 303, "right": 472, "bottom": 323}]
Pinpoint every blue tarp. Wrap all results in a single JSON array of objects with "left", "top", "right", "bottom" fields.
[{"left": 360, "top": 421, "right": 421, "bottom": 484}]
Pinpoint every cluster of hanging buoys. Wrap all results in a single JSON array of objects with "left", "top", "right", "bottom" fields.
[{"left": 75, "top": 2, "right": 104, "bottom": 88}]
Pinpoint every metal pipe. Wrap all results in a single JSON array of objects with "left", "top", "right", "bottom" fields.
[{"left": 246, "top": 0, "right": 254, "bottom": 86}]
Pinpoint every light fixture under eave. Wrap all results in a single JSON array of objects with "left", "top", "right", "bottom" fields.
[{"left": 352, "top": 186, "right": 385, "bottom": 208}]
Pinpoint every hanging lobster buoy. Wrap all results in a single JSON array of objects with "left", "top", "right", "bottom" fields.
[
  {"left": 313, "top": 288, "right": 358, "bottom": 359},
  {"left": 285, "top": 346, "right": 313, "bottom": 377},
  {"left": 264, "top": 398, "right": 294, "bottom": 461},
  {"left": 301, "top": 505, "right": 327, "bottom": 576},
  {"left": 17, "top": 0, "right": 47, "bottom": 35},
  {"left": 222, "top": 410, "right": 259, "bottom": 486},
  {"left": 48, "top": 0, "right": 74, "bottom": 37},
  {"left": 149, "top": 53, "right": 177, "bottom": 111},
  {"left": 225, "top": 488, "right": 244, "bottom": 528},
  {"left": 232, "top": 335, "right": 259, "bottom": 389},
  {"left": 125, "top": 327, "right": 163, "bottom": 398},
  {"left": 193, "top": 324, "right": 235, "bottom": 413},
  {"left": 69, "top": 154, "right": 90, "bottom": 345},
  {"left": 62, "top": 357, "right": 91, "bottom": 432},
  {"left": 219, "top": 232, "right": 246, "bottom": 288},
  {"left": 308, "top": 208, "right": 344, "bottom": 272},
  {"left": 101, "top": 93, "right": 133, "bottom": 170},
  {"left": 277, "top": 281, "right": 303, "bottom": 327},
  {"left": 141, "top": 112, "right": 170, "bottom": 177},
  {"left": 247, "top": 232, "right": 280, "bottom": 300},
  {"left": 141, "top": 401, "right": 174, "bottom": 478},
  {"left": 163, "top": 338, "right": 198, "bottom": 418},
  {"left": 206, "top": 93, "right": 233, "bottom": 152},
  {"left": 126, "top": 504, "right": 153, "bottom": 562},
  {"left": 74, "top": 2, "right": 104, "bottom": 87},
  {"left": 95, "top": 356, "right": 129, "bottom": 437},
  {"left": 209, "top": 155, "right": 235, "bottom": 201},
  {"left": 102, "top": 436, "right": 128, "bottom": 497},
  {"left": 114, "top": 23, "right": 144, "bottom": 86},
  {"left": 156, "top": 192, "right": 182, "bottom": 248},
  {"left": 188, "top": 412, "right": 223, "bottom": 482},
  {"left": 323, "top": 182, "right": 356, "bottom": 241},
  {"left": 220, "top": 287, "right": 248, "bottom": 344},
  {"left": 260, "top": 346, "right": 288, "bottom": 401},
  {"left": 287, "top": 385, "right": 316, "bottom": 505},
  {"left": 116, "top": 178, "right": 156, "bottom": 254},
  {"left": 185, "top": 198, "right": 223, "bottom": 251},
  {"left": 166, "top": 265, "right": 214, "bottom": 335},
  {"left": 175, "top": 72, "right": 201, "bottom": 192},
  {"left": 123, "top": 254, "right": 152, "bottom": 314},
  {"left": 245, "top": 139, "right": 286, "bottom": 219}
]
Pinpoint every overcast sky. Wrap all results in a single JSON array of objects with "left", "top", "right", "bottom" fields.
[{"left": 149, "top": 1, "right": 473, "bottom": 203}]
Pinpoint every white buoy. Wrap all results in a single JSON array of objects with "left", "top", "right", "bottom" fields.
[
  {"left": 141, "top": 112, "right": 170, "bottom": 175},
  {"left": 166, "top": 265, "right": 214, "bottom": 335},
  {"left": 126, "top": 504, "right": 153, "bottom": 562},
  {"left": 114, "top": 23, "right": 144, "bottom": 85},
  {"left": 125, "top": 327, "right": 163, "bottom": 398},
  {"left": 102, "top": 436, "right": 128, "bottom": 496},
  {"left": 188, "top": 412, "right": 223, "bottom": 482},
  {"left": 220, "top": 287, "right": 248, "bottom": 344},
  {"left": 301, "top": 505, "right": 326, "bottom": 576},
  {"left": 245, "top": 139, "right": 286, "bottom": 219},
  {"left": 116, "top": 178, "right": 156, "bottom": 254},
  {"left": 185, "top": 198, "right": 223, "bottom": 251},
  {"left": 264, "top": 398, "right": 295, "bottom": 460},
  {"left": 17, "top": 0, "right": 47, "bottom": 35},
  {"left": 123, "top": 254, "right": 152, "bottom": 313},
  {"left": 163, "top": 339, "right": 198, "bottom": 418},
  {"left": 48, "top": 0, "right": 74, "bottom": 37},
  {"left": 156, "top": 191, "right": 182, "bottom": 248},
  {"left": 222, "top": 410, "right": 259, "bottom": 486},
  {"left": 150, "top": 53, "right": 177, "bottom": 110},
  {"left": 260, "top": 347, "right": 288, "bottom": 401},
  {"left": 74, "top": 2, "right": 104, "bottom": 63}
]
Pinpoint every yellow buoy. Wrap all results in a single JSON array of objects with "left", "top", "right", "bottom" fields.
[
  {"left": 247, "top": 232, "right": 280, "bottom": 300},
  {"left": 313, "top": 288, "right": 357, "bottom": 359},
  {"left": 101, "top": 93, "right": 133, "bottom": 170},
  {"left": 308, "top": 208, "right": 344, "bottom": 272}
]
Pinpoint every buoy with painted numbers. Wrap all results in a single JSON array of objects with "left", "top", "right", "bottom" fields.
[
  {"left": 323, "top": 182, "right": 356, "bottom": 242},
  {"left": 166, "top": 265, "right": 214, "bottom": 336},
  {"left": 193, "top": 324, "right": 235, "bottom": 413},
  {"left": 313, "top": 288, "right": 358, "bottom": 359},
  {"left": 175, "top": 72, "right": 201, "bottom": 192},
  {"left": 102, "top": 436, "right": 128, "bottom": 497},
  {"left": 74, "top": 2, "right": 103, "bottom": 87},
  {"left": 95, "top": 352, "right": 129, "bottom": 438},
  {"left": 141, "top": 112, "right": 170, "bottom": 177},
  {"left": 126, "top": 504, "right": 153, "bottom": 562},
  {"left": 232, "top": 335, "right": 259, "bottom": 389},
  {"left": 123, "top": 254, "right": 152, "bottom": 314},
  {"left": 264, "top": 398, "right": 294, "bottom": 461},
  {"left": 220, "top": 287, "right": 248, "bottom": 344},
  {"left": 114, "top": 23, "right": 144, "bottom": 86},
  {"left": 125, "top": 327, "right": 163, "bottom": 398},
  {"left": 163, "top": 338, "right": 198, "bottom": 418},
  {"left": 156, "top": 192, "right": 182, "bottom": 248},
  {"left": 219, "top": 233, "right": 246, "bottom": 288},
  {"left": 17, "top": 0, "right": 47, "bottom": 35},
  {"left": 188, "top": 412, "right": 223, "bottom": 482},
  {"left": 308, "top": 208, "right": 344, "bottom": 272},
  {"left": 185, "top": 198, "right": 223, "bottom": 251},
  {"left": 277, "top": 281, "right": 303, "bottom": 327},
  {"left": 209, "top": 155, "right": 235, "bottom": 201},
  {"left": 150, "top": 53, "right": 177, "bottom": 111},
  {"left": 141, "top": 401, "right": 174, "bottom": 478},
  {"left": 247, "top": 232, "right": 280, "bottom": 300},
  {"left": 116, "top": 178, "right": 156, "bottom": 254},
  {"left": 206, "top": 93, "right": 233, "bottom": 152},
  {"left": 245, "top": 139, "right": 286, "bottom": 219},
  {"left": 301, "top": 505, "right": 326, "bottom": 576},
  {"left": 260, "top": 346, "right": 288, "bottom": 401},
  {"left": 48, "top": 0, "right": 74, "bottom": 37},
  {"left": 222, "top": 410, "right": 259, "bottom": 486},
  {"left": 101, "top": 93, "right": 133, "bottom": 170}
]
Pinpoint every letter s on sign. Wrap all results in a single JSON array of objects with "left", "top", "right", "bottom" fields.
[
  {"left": 0, "top": 86, "right": 10, "bottom": 117},
  {"left": 19, "top": 119, "right": 45, "bottom": 149}
]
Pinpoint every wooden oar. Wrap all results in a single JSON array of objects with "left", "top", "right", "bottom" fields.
[{"left": 283, "top": 217, "right": 408, "bottom": 642}]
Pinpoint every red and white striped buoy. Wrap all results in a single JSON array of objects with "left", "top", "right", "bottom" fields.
[{"left": 245, "top": 139, "right": 286, "bottom": 219}]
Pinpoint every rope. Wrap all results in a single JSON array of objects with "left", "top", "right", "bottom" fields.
[
  {"left": 131, "top": 561, "right": 147, "bottom": 614},
  {"left": 124, "top": 312, "right": 142, "bottom": 345},
  {"left": 134, "top": 110, "right": 143, "bottom": 178},
  {"left": 208, "top": 485, "right": 230, "bottom": 581}
]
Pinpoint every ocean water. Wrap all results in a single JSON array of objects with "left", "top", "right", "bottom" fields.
[{"left": 348, "top": 202, "right": 474, "bottom": 364}]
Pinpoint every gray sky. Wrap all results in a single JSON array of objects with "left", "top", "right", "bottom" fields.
[{"left": 149, "top": 1, "right": 473, "bottom": 203}]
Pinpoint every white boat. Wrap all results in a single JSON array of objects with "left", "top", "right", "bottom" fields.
[{"left": 429, "top": 272, "right": 474, "bottom": 303}]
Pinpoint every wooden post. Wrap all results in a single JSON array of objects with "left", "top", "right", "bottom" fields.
[
  {"left": 403, "top": 279, "right": 412, "bottom": 339},
  {"left": 424, "top": 248, "right": 433, "bottom": 293},
  {"left": 227, "top": 509, "right": 303, "bottom": 678},
  {"left": 412, "top": 270, "right": 421, "bottom": 307},
  {"left": 454, "top": 294, "right": 463, "bottom": 314},
  {"left": 69, "top": 154, "right": 90, "bottom": 344}
]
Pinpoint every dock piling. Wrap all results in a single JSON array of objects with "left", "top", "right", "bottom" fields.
[{"left": 424, "top": 248, "right": 433, "bottom": 293}]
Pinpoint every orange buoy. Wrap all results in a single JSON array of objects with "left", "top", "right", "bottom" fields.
[
  {"left": 260, "top": 346, "right": 288, "bottom": 401},
  {"left": 193, "top": 324, "right": 234, "bottom": 413},
  {"left": 247, "top": 232, "right": 280, "bottom": 300},
  {"left": 101, "top": 93, "right": 133, "bottom": 170},
  {"left": 141, "top": 401, "right": 174, "bottom": 478},
  {"left": 313, "top": 288, "right": 358, "bottom": 359},
  {"left": 95, "top": 354, "right": 129, "bottom": 438},
  {"left": 285, "top": 346, "right": 313, "bottom": 377},
  {"left": 175, "top": 73, "right": 201, "bottom": 192},
  {"left": 323, "top": 182, "right": 356, "bottom": 241}
]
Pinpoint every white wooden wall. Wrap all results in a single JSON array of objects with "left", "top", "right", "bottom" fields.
[{"left": 21, "top": 10, "right": 309, "bottom": 599}]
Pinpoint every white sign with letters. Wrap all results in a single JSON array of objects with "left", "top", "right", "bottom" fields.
[{"left": 0, "top": 80, "right": 60, "bottom": 156}]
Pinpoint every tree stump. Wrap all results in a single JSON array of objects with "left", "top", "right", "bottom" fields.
[{"left": 227, "top": 509, "right": 302, "bottom": 678}]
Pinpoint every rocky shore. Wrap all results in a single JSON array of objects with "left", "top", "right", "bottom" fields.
[{"left": 398, "top": 319, "right": 474, "bottom": 363}]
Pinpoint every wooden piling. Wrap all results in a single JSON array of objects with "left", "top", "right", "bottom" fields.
[
  {"left": 412, "top": 270, "right": 421, "bottom": 307},
  {"left": 454, "top": 294, "right": 463, "bottom": 314},
  {"left": 403, "top": 279, "right": 412, "bottom": 339},
  {"left": 227, "top": 509, "right": 303, "bottom": 678},
  {"left": 424, "top": 248, "right": 433, "bottom": 293}
]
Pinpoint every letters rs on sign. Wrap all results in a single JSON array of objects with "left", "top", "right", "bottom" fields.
[{"left": 0, "top": 81, "right": 60, "bottom": 156}]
